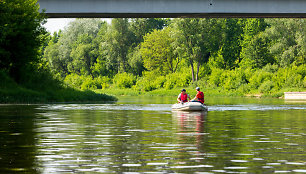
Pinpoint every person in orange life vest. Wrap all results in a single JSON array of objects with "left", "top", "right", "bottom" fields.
[
  {"left": 191, "top": 87, "right": 204, "bottom": 104},
  {"left": 177, "top": 89, "right": 191, "bottom": 103}
]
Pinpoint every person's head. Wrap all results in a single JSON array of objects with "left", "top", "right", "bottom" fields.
[
  {"left": 196, "top": 87, "right": 200, "bottom": 91},
  {"left": 181, "top": 89, "right": 186, "bottom": 94}
]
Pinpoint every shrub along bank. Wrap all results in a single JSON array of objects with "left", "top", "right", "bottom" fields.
[{"left": 64, "top": 64, "right": 306, "bottom": 98}]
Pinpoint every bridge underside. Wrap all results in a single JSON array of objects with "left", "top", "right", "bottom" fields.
[
  {"left": 44, "top": 13, "right": 306, "bottom": 18},
  {"left": 38, "top": 0, "right": 306, "bottom": 18}
]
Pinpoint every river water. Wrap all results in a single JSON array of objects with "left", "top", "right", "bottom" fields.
[{"left": 0, "top": 96, "right": 306, "bottom": 173}]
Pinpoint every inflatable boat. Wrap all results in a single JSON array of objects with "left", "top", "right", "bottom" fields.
[{"left": 172, "top": 102, "right": 208, "bottom": 111}]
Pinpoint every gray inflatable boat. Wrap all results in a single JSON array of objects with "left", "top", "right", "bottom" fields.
[{"left": 172, "top": 102, "right": 207, "bottom": 111}]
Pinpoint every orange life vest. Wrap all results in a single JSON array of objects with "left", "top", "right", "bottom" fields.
[
  {"left": 196, "top": 91, "right": 204, "bottom": 104},
  {"left": 180, "top": 93, "right": 188, "bottom": 102}
]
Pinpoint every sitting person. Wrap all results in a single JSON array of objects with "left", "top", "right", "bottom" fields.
[
  {"left": 191, "top": 87, "right": 204, "bottom": 104},
  {"left": 177, "top": 89, "right": 191, "bottom": 103}
]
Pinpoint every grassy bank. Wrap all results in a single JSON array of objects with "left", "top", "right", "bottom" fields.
[
  {"left": 0, "top": 71, "right": 117, "bottom": 104},
  {"left": 95, "top": 88, "right": 230, "bottom": 97},
  {"left": 95, "top": 87, "right": 302, "bottom": 98}
]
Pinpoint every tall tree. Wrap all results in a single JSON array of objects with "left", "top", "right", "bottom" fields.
[
  {"left": 104, "top": 19, "right": 133, "bottom": 73},
  {"left": 92, "top": 23, "right": 111, "bottom": 77},
  {"left": 127, "top": 18, "right": 168, "bottom": 76},
  {"left": 240, "top": 32, "right": 274, "bottom": 69},
  {"left": 128, "top": 46, "right": 144, "bottom": 76},
  {"left": 44, "top": 19, "right": 103, "bottom": 77},
  {"left": 173, "top": 18, "right": 200, "bottom": 82},
  {"left": 0, "top": 0, "right": 46, "bottom": 82},
  {"left": 140, "top": 28, "right": 180, "bottom": 75},
  {"left": 264, "top": 19, "right": 305, "bottom": 67},
  {"left": 239, "top": 19, "right": 270, "bottom": 69},
  {"left": 43, "top": 31, "right": 68, "bottom": 76},
  {"left": 220, "top": 19, "right": 244, "bottom": 69},
  {"left": 196, "top": 19, "right": 223, "bottom": 81},
  {"left": 173, "top": 18, "right": 222, "bottom": 81},
  {"left": 130, "top": 18, "right": 168, "bottom": 44},
  {"left": 69, "top": 34, "right": 95, "bottom": 75}
]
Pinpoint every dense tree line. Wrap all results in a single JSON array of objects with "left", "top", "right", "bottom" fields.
[
  {"left": 1, "top": 0, "right": 304, "bottom": 99},
  {"left": 0, "top": 1, "right": 116, "bottom": 103},
  {"left": 43, "top": 18, "right": 305, "bottom": 95}
]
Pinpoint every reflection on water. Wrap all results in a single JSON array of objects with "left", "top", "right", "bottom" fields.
[
  {"left": 0, "top": 105, "right": 38, "bottom": 173},
  {"left": 0, "top": 97, "right": 306, "bottom": 173},
  {"left": 38, "top": 103, "right": 306, "bottom": 111}
]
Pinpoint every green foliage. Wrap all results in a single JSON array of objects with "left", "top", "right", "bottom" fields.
[
  {"left": 128, "top": 46, "right": 144, "bottom": 76},
  {"left": 240, "top": 19, "right": 269, "bottom": 68},
  {"left": 130, "top": 18, "right": 168, "bottom": 44},
  {"left": 259, "top": 81, "right": 274, "bottom": 93},
  {"left": 208, "top": 68, "right": 224, "bottom": 87},
  {"left": 163, "top": 73, "right": 192, "bottom": 90},
  {"left": 96, "top": 88, "right": 141, "bottom": 96},
  {"left": 202, "top": 63, "right": 305, "bottom": 96},
  {"left": 209, "top": 68, "right": 247, "bottom": 91},
  {"left": 135, "top": 71, "right": 162, "bottom": 91},
  {"left": 64, "top": 74, "right": 84, "bottom": 89},
  {"left": 271, "top": 65, "right": 305, "bottom": 90},
  {"left": 0, "top": 70, "right": 116, "bottom": 103},
  {"left": 262, "top": 64, "right": 279, "bottom": 73},
  {"left": 209, "top": 50, "right": 225, "bottom": 69},
  {"left": 2, "top": 14, "right": 303, "bottom": 102},
  {"left": 220, "top": 19, "right": 244, "bottom": 69},
  {"left": 0, "top": 1, "right": 116, "bottom": 103},
  {"left": 95, "top": 76, "right": 111, "bottom": 89},
  {"left": 248, "top": 70, "right": 273, "bottom": 89},
  {"left": 172, "top": 18, "right": 223, "bottom": 81},
  {"left": 104, "top": 18, "right": 134, "bottom": 73},
  {"left": 44, "top": 19, "right": 104, "bottom": 77},
  {"left": 64, "top": 74, "right": 111, "bottom": 90},
  {"left": 0, "top": 0, "right": 46, "bottom": 81},
  {"left": 34, "top": 18, "right": 306, "bottom": 99},
  {"left": 140, "top": 28, "right": 179, "bottom": 75},
  {"left": 113, "top": 72, "right": 136, "bottom": 89},
  {"left": 224, "top": 69, "right": 247, "bottom": 91},
  {"left": 239, "top": 33, "right": 274, "bottom": 69},
  {"left": 265, "top": 19, "right": 306, "bottom": 67},
  {"left": 135, "top": 70, "right": 191, "bottom": 91}
]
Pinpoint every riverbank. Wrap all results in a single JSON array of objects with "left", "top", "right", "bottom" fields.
[
  {"left": 95, "top": 87, "right": 304, "bottom": 98},
  {"left": 0, "top": 71, "right": 117, "bottom": 104}
]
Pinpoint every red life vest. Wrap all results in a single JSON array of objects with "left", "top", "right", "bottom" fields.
[
  {"left": 180, "top": 93, "right": 188, "bottom": 102},
  {"left": 196, "top": 91, "right": 204, "bottom": 104}
]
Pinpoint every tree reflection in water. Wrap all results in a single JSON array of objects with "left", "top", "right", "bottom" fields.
[{"left": 172, "top": 111, "right": 208, "bottom": 157}]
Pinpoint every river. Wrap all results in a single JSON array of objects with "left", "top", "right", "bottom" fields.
[{"left": 0, "top": 96, "right": 306, "bottom": 173}]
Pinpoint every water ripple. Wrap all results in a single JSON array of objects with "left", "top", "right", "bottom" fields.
[{"left": 37, "top": 104, "right": 306, "bottom": 111}]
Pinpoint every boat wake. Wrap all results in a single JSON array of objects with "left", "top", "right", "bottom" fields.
[
  {"left": 37, "top": 104, "right": 306, "bottom": 112},
  {"left": 208, "top": 105, "right": 306, "bottom": 111}
]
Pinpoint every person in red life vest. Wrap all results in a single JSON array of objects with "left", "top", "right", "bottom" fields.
[
  {"left": 192, "top": 87, "right": 204, "bottom": 104},
  {"left": 177, "top": 89, "right": 191, "bottom": 104}
]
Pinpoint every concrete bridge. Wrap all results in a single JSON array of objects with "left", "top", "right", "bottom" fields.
[{"left": 38, "top": 0, "right": 306, "bottom": 18}]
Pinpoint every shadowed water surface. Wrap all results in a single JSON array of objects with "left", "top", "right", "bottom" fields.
[{"left": 0, "top": 96, "right": 306, "bottom": 173}]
